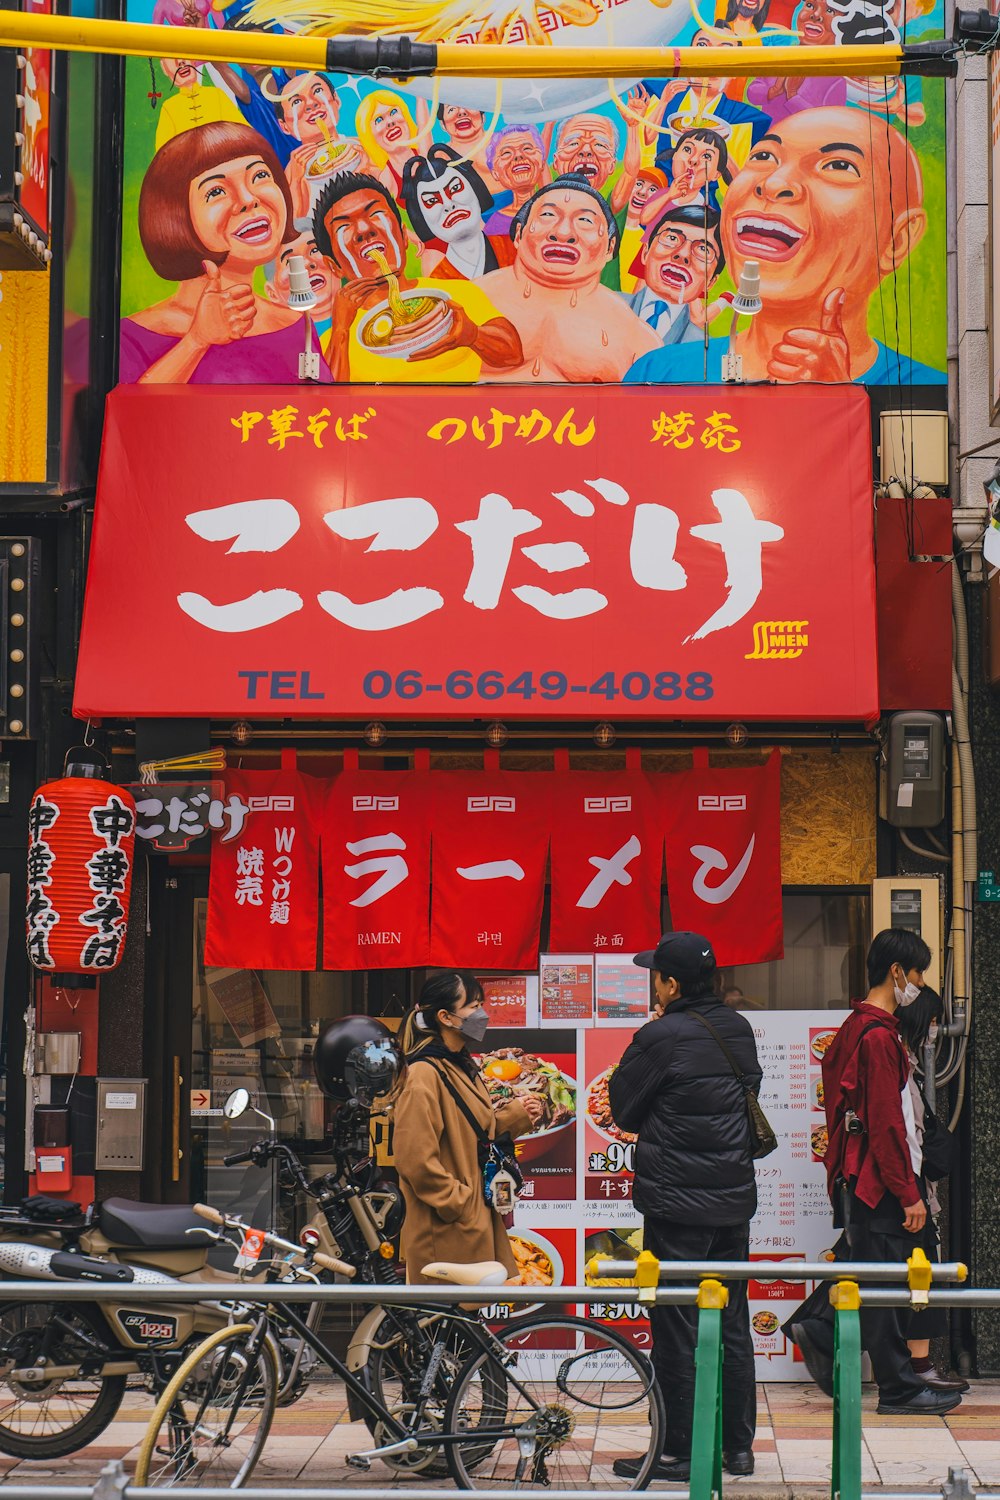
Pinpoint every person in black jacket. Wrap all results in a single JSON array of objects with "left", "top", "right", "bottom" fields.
[{"left": 609, "top": 932, "right": 762, "bottom": 1482}]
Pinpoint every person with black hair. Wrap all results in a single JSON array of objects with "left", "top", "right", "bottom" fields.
[
  {"left": 311, "top": 171, "right": 521, "bottom": 382},
  {"left": 792, "top": 929, "right": 963, "bottom": 1416},
  {"left": 607, "top": 932, "right": 762, "bottom": 1482},
  {"left": 626, "top": 204, "right": 728, "bottom": 344},
  {"left": 392, "top": 972, "right": 540, "bottom": 1285},
  {"left": 894, "top": 987, "right": 967, "bottom": 1394},
  {"left": 436, "top": 102, "right": 503, "bottom": 192},
  {"left": 400, "top": 144, "right": 515, "bottom": 281},
  {"left": 725, "top": 0, "right": 772, "bottom": 36},
  {"left": 477, "top": 173, "right": 659, "bottom": 382}
]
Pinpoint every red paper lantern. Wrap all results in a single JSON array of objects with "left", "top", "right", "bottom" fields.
[{"left": 26, "top": 755, "right": 136, "bottom": 978}]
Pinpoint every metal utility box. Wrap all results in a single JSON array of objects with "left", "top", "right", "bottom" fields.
[
  {"left": 35, "top": 1032, "right": 81, "bottom": 1075},
  {"left": 95, "top": 1079, "right": 147, "bottom": 1171},
  {"left": 878, "top": 410, "right": 948, "bottom": 487},
  {"left": 879, "top": 711, "right": 946, "bottom": 828},
  {"left": 870, "top": 877, "right": 942, "bottom": 993}
]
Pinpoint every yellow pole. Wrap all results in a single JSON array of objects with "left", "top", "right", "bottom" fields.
[
  {"left": 0, "top": 11, "right": 330, "bottom": 68},
  {"left": 0, "top": 11, "right": 949, "bottom": 79}
]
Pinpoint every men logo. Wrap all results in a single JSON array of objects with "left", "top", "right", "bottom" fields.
[
  {"left": 467, "top": 796, "right": 516, "bottom": 812},
  {"left": 583, "top": 796, "right": 632, "bottom": 813},
  {"left": 746, "top": 621, "right": 809, "bottom": 660},
  {"left": 697, "top": 794, "right": 748, "bottom": 812},
  {"left": 352, "top": 795, "right": 399, "bottom": 812}
]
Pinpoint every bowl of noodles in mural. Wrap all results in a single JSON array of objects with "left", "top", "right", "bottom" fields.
[
  {"left": 240, "top": 0, "right": 693, "bottom": 119},
  {"left": 358, "top": 289, "right": 454, "bottom": 358},
  {"left": 357, "top": 244, "right": 455, "bottom": 359},
  {"left": 305, "top": 137, "right": 365, "bottom": 182}
]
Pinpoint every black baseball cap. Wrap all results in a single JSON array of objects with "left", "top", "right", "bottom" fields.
[{"left": 633, "top": 932, "right": 717, "bottom": 982}]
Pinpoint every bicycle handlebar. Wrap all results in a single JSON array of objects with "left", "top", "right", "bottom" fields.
[{"left": 194, "top": 1203, "right": 225, "bottom": 1225}]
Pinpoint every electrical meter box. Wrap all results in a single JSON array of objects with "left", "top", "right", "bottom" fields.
[
  {"left": 871, "top": 877, "right": 942, "bottom": 992},
  {"left": 95, "top": 1079, "right": 147, "bottom": 1171},
  {"left": 879, "top": 711, "right": 946, "bottom": 828}
]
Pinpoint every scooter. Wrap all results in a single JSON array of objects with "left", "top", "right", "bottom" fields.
[{"left": 0, "top": 1089, "right": 403, "bottom": 1462}]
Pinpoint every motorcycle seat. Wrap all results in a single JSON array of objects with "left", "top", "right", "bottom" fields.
[{"left": 99, "top": 1198, "right": 208, "bottom": 1249}]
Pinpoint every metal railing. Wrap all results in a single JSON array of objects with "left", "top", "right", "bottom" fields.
[
  {"left": 0, "top": 1467, "right": 994, "bottom": 1500},
  {"left": 0, "top": 1255, "right": 986, "bottom": 1500}
]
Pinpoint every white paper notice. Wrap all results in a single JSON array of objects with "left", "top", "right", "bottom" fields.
[{"left": 745, "top": 1009, "right": 848, "bottom": 1378}]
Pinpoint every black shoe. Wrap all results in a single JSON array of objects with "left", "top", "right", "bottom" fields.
[
  {"left": 919, "top": 1366, "right": 970, "bottom": 1394},
  {"left": 724, "top": 1450, "right": 755, "bottom": 1475},
  {"left": 612, "top": 1454, "right": 691, "bottom": 1481},
  {"left": 876, "top": 1387, "right": 963, "bottom": 1416},
  {"left": 789, "top": 1320, "right": 835, "bottom": 1398}
]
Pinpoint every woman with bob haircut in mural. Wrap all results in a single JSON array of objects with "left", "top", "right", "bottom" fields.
[{"left": 120, "top": 121, "right": 332, "bottom": 383}]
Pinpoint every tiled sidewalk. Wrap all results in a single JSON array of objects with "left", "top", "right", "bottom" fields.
[{"left": 0, "top": 1382, "right": 997, "bottom": 1491}]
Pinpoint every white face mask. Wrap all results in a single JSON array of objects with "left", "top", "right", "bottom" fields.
[{"left": 893, "top": 973, "right": 922, "bottom": 1008}]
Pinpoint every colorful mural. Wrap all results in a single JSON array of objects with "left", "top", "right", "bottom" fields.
[{"left": 119, "top": 0, "right": 947, "bottom": 385}]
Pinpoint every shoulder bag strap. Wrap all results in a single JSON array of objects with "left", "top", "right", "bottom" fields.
[
  {"left": 689, "top": 1011, "right": 752, "bottom": 1091},
  {"left": 420, "top": 1060, "right": 492, "bottom": 1145}
]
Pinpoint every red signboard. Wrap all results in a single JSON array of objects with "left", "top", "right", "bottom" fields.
[{"left": 75, "top": 385, "right": 877, "bottom": 722}]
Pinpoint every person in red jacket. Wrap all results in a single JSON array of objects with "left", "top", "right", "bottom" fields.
[{"left": 791, "top": 929, "right": 962, "bottom": 1415}]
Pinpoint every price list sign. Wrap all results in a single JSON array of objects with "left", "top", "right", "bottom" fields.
[{"left": 595, "top": 955, "right": 651, "bottom": 1026}]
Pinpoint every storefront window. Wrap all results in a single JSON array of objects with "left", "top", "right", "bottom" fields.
[
  {"left": 717, "top": 889, "right": 870, "bottom": 1013},
  {"left": 188, "top": 886, "right": 867, "bottom": 1231},
  {"left": 190, "top": 899, "right": 405, "bottom": 1240}
]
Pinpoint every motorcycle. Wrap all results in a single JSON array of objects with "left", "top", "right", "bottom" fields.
[{"left": 0, "top": 1090, "right": 404, "bottom": 1462}]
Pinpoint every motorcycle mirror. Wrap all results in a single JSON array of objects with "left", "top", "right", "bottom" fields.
[{"left": 224, "top": 1088, "right": 250, "bottom": 1120}]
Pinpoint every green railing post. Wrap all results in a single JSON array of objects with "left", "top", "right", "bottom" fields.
[
  {"left": 689, "top": 1277, "right": 727, "bottom": 1500},
  {"left": 830, "top": 1279, "right": 862, "bottom": 1500}
]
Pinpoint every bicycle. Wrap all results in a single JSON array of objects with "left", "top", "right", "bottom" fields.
[{"left": 135, "top": 1204, "right": 666, "bottom": 1492}]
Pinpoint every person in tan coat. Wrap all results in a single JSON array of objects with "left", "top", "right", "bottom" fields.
[{"left": 393, "top": 972, "right": 541, "bottom": 1285}]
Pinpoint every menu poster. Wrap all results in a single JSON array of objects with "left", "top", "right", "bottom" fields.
[
  {"left": 746, "top": 1009, "right": 847, "bottom": 1376},
  {"left": 540, "top": 955, "right": 594, "bottom": 1026},
  {"left": 595, "top": 954, "right": 651, "bottom": 1026},
  {"left": 478, "top": 974, "right": 539, "bottom": 1029},
  {"left": 582, "top": 1027, "right": 639, "bottom": 1207},
  {"left": 476, "top": 1028, "right": 577, "bottom": 1204}
]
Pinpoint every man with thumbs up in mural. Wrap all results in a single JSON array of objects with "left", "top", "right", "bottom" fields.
[{"left": 624, "top": 106, "right": 944, "bottom": 386}]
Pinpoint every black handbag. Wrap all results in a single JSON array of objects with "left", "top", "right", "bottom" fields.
[
  {"left": 919, "top": 1101, "right": 956, "bottom": 1180},
  {"left": 690, "top": 1012, "right": 778, "bottom": 1160}
]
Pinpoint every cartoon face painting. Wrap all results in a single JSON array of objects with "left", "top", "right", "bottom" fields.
[{"left": 120, "top": 0, "right": 946, "bottom": 389}]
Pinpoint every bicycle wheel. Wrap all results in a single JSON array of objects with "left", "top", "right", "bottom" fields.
[
  {"left": 135, "top": 1323, "right": 277, "bottom": 1489},
  {"left": 444, "top": 1313, "right": 665, "bottom": 1490},
  {"left": 361, "top": 1308, "right": 478, "bottom": 1476},
  {"left": 0, "top": 1300, "right": 127, "bottom": 1459}
]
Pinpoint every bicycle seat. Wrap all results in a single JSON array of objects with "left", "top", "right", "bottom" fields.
[{"left": 421, "top": 1260, "right": 509, "bottom": 1286}]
